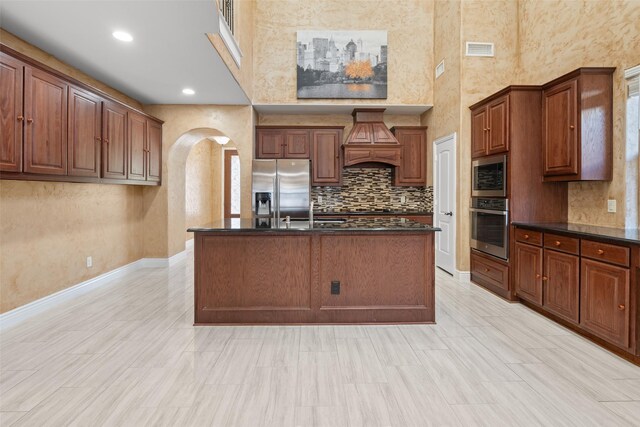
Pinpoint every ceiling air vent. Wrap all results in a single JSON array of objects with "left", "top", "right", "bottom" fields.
[
  {"left": 435, "top": 60, "right": 445, "bottom": 79},
  {"left": 465, "top": 42, "right": 494, "bottom": 57}
]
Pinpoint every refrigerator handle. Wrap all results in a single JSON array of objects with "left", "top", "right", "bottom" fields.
[{"left": 274, "top": 176, "right": 279, "bottom": 223}]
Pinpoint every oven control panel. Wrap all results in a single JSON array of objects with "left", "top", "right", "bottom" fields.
[{"left": 471, "top": 198, "right": 508, "bottom": 211}]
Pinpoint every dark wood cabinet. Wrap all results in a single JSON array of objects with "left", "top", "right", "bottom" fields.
[
  {"left": 470, "top": 95, "right": 508, "bottom": 158},
  {"left": 514, "top": 242, "right": 543, "bottom": 305},
  {"left": 581, "top": 259, "right": 630, "bottom": 349},
  {"left": 127, "top": 110, "right": 147, "bottom": 181},
  {"left": 391, "top": 126, "right": 427, "bottom": 186},
  {"left": 256, "top": 129, "right": 285, "bottom": 158},
  {"left": 311, "top": 129, "right": 342, "bottom": 186},
  {"left": 542, "top": 68, "right": 614, "bottom": 181},
  {"left": 147, "top": 120, "right": 162, "bottom": 183},
  {"left": 0, "top": 46, "right": 163, "bottom": 186},
  {"left": 102, "top": 100, "right": 127, "bottom": 180},
  {"left": 24, "top": 66, "right": 68, "bottom": 175},
  {"left": 68, "top": 86, "right": 101, "bottom": 177},
  {"left": 543, "top": 249, "right": 579, "bottom": 324},
  {"left": 0, "top": 52, "right": 24, "bottom": 172},
  {"left": 470, "top": 250, "right": 510, "bottom": 298},
  {"left": 284, "top": 130, "right": 310, "bottom": 158}
]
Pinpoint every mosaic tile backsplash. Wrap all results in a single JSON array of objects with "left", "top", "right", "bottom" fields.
[{"left": 312, "top": 168, "right": 433, "bottom": 212}]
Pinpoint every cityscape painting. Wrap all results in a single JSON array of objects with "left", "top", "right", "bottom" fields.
[{"left": 296, "top": 30, "right": 388, "bottom": 99}]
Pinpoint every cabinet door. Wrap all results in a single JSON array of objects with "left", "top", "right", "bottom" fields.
[
  {"left": 394, "top": 128, "right": 426, "bottom": 186},
  {"left": 311, "top": 129, "right": 341, "bottom": 186},
  {"left": 543, "top": 249, "right": 579, "bottom": 323},
  {"left": 127, "top": 110, "right": 147, "bottom": 181},
  {"left": 0, "top": 52, "right": 24, "bottom": 172},
  {"left": 487, "top": 96, "right": 509, "bottom": 155},
  {"left": 543, "top": 79, "right": 578, "bottom": 177},
  {"left": 471, "top": 107, "right": 487, "bottom": 158},
  {"left": 580, "top": 259, "right": 630, "bottom": 348},
  {"left": 147, "top": 120, "right": 162, "bottom": 182},
  {"left": 68, "top": 86, "right": 101, "bottom": 177},
  {"left": 102, "top": 101, "right": 127, "bottom": 179},
  {"left": 514, "top": 243, "right": 543, "bottom": 305},
  {"left": 24, "top": 66, "right": 68, "bottom": 175},
  {"left": 283, "top": 130, "right": 310, "bottom": 158},
  {"left": 256, "top": 129, "right": 284, "bottom": 158}
]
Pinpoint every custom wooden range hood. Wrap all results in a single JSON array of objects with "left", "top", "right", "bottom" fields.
[{"left": 343, "top": 108, "right": 401, "bottom": 167}]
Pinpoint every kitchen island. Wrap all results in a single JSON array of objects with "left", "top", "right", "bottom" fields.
[{"left": 188, "top": 217, "right": 439, "bottom": 324}]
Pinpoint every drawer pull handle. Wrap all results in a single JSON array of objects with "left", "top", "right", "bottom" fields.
[
  {"left": 524, "top": 234, "right": 530, "bottom": 239},
  {"left": 618, "top": 304, "right": 625, "bottom": 311},
  {"left": 554, "top": 241, "right": 561, "bottom": 246},
  {"left": 542, "top": 276, "right": 549, "bottom": 281},
  {"left": 597, "top": 249, "right": 605, "bottom": 255}
]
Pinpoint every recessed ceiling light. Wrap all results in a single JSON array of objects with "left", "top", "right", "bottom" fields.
[
  {"left": 112, "top": 31, "right": 133, "bottom": 42},
  {"left": 182, "top": 88, "right": 195, "bottom": 95}
]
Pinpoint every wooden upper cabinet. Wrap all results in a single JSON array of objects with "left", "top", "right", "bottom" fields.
[
  {"left": 127, "top": 110, "right": 147, "bottom": 181},
  {"left": 147, "top": 120, "right": 162, "bottom": 182},
  {"left": 0, "top": 52, "right": 24, "bottom": 172},
  {"left": 487, "top": 96, "right": 509, "bottom": 155},
  {"left": 256, "top": 129, "right": 285, "bottom": 158},
  {"left": 542, "top": 68, "right": 614, "bottom": 181},
  {"left": 543, "top": 79, "right": 578, "bottom": 177},
  {"left": 543, "top": 249, "right": 579, "bottom": 324},
  {"left": 392, "top": 126, "right": 427, "bottom": 186},
  {"left": 311, "top": 129, "right": 342, "bottom": 186},
  {"left": 68, "top": 86, "right": 101, "bottom": 177},
  {"left": 580, "top": 258, "right": 630, "bottom": 348},
  {"left": 23, "top": 66, "right": 68, "bottom": 175},
  {"left": 102, "top": 100, "right": 127, "bottom": 179},
  {"left": 514, "top": 242, "right": 543, "bottom": 306},
  {"left": 471, "top": 107, "right": 488, "bottom": 158},
  {"left": 471, "top": 95, "right": 509, "bottom": 158},
  {"left": 284, "top": 130, "right": 310, "bottom": 158}
]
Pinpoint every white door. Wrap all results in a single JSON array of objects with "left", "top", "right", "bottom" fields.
[{"left": 434, "top": 134, "right": 456, "bottom": 274}]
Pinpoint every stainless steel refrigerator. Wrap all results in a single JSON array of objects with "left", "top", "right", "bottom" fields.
[{"left": 252, "top": 159, "right": 310, "bottom": 222}]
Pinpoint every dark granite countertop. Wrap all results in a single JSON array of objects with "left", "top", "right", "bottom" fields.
[
  {"left": 512, "top": 222, "right": 640, "bottom": 245},
  {"left": 314, "top": 210, "right": 433, "bottom": 216},
  {"left": 188, "top": 217, "right": 440, "bottom": 233}
]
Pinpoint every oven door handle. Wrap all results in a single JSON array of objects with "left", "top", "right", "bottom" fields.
[{"left": 470, "top": 208, "right": 508, "bottom": 215}]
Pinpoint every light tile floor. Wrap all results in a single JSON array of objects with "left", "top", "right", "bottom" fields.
[{"left": 1, "top": 249, "right": 639, "bottom": 426}]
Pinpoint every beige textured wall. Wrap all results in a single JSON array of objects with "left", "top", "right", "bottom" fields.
[
  {"left": 185, "top": 140, "right": 217, "bottom": 241},
  {"left": 518, "top": 0, "right": 640, "bottom": 228},
  {"left": 209, "top": 0, "right": 255, "bottom": 99},
  {"left": 0, "top": 30, "right": 147, "bottom": 313},
  {"left": 252, "top": 0, "right": 434, "bottom": 105},
  {"left": 0, "top": 182, "right": 143, "bottom": 313},
  {"left": 142, "top": 105, "right": 254, "bottom": 257}
]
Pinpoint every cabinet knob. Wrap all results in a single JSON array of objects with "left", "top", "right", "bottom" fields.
[
  {"left": 542, "top": 276, "right": 549, "bottom": 281},
  {"left": 618, "top": 304, "right": 626, "bottom": 310},
  {"left": 554, "top": 241, "right": 561, "bottom": 246},
  {"left": 569, "top": 125, "right": 575, "bottom": 130},
  {"left": 104, "top": 138, "right": 109, "bottom": 144},
  {"left": 17, "top": 115, "right": 24, "bottom": 122},
  {"left": 96, "top": 137, "right": 102, "bottom": 141},
  {"left": 597, "top": 249, "right": 604, "bottom": 255},
  {"left": 484, "top": 268, "right": 490, "bottom": 272},
  {"left": 26, "top": 117, "right": 33, "bottom": 123},
  {"left": 524, "top": 234, "right": 530, "bottom": 239},
  {"left": 535, "top": 274, "right": 541, "bottom": 279}
]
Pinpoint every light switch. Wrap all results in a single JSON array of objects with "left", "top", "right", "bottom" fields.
[{"left": 607, "top": 199, "right": 617, "bottom": 213}]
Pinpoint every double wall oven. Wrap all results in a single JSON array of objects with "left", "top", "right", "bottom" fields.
[{"left": 470, "top": 155, "right": 509, "bottom": 260}]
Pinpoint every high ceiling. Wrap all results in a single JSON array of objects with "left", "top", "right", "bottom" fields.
[{"left": 0, "top": 0, "right": 249, "bottom": 105}]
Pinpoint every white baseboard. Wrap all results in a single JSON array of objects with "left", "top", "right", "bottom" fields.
[
  {"left": 185, "top": 238, "right": 194, "bottom": 249},
  {"left": 455, "top": 270, "right": 471, "bottom": 283},
  {"left": 0, "top": 249, "right": 188, "bottom": 331}
]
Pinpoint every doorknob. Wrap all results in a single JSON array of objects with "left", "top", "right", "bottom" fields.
[{"left": 444, "top": 212, "right": 453, "bottom": 216}]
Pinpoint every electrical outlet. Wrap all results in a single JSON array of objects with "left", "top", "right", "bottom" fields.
[
  {"left": 400, "top": 195, "right": 406, "bottom": 204},
  {"left": 318, "top": 195, "right": 323, "bottom": 204},
  {"left": 607, "top": 199, "right": 617, "bottom": 213},
  {"left": 86, "top": 256, "right": 93, "bottom": 268}
]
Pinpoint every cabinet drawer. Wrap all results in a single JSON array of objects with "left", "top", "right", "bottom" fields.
[
  {"left": 544, "top": 233, "right": 579, "bottom": 255},
  {"left": 471, "top": 251, "right": 509, "bottom": 291},
  {"left": 515, "top": 228, "right": 542, "bottom": 246},
  {"left": 581, "top": 240, "right": 629, "bottom": 267}
]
